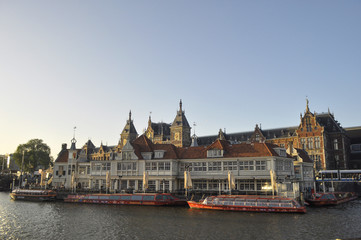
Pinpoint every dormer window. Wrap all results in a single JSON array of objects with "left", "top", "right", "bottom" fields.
[
  {"left": 207, "top": 149, "right": 223, "bottom": 158},
  {"left": 141, "top": 152, "right": 152, "bottom": 160},
  {"left": 274, "top": 148, "right": 287, "bottom": 157},
  {"left": 154, "top": 150, "right": 165, "bottom": 159}
]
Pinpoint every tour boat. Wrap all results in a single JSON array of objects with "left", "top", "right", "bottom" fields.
[
  {"left": 187, "top": 195, "right": 306, "bottom": 213},
  {"left": 64, "top": 193, "right": 187, "bottom": 206},
  {"left": 306, "top": 192, "right": 358, "bottom": 207},
  {"left": 10, "top": 189, "right": 57, "bottom": 201}
]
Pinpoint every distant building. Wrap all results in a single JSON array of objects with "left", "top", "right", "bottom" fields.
[
  {"left": 198, "top": 100, "right": 353, "bottom": 171},
  {"left": 345, "top": 126, "right": 361, "bottom": 169}
]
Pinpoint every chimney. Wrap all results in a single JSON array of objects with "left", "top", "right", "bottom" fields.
[{"left": 62, "top": 143, "right": 67, "bottom": 151}]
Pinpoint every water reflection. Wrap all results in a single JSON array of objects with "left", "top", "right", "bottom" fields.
[{"left": 1, "top": 192, "right": 361, "bottom": 240}]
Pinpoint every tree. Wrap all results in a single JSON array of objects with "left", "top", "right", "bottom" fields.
[{"left": 13, "top": 139, "right": 51, "bottom": 173}]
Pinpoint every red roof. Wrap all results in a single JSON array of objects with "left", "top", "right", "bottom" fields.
[{"left": 55, "top": 150, "right": 69, "bottom": 163}]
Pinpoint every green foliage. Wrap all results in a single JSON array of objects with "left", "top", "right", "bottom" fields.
[{"left": 13, "top": 139, "right": 51, "bottom": 173}]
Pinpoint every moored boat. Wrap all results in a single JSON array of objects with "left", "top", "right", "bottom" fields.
[
  {"left": 64, "top": 193, "right": 187, "bottom": 206},
  {"left": 306, "top": 192, "right": 357, "bottom": 207},
  {"left": 10, "top": 189, "right": 57, "bottom": 201},
  {"left": 187, "top": 195, "right": 306, "bottom": 213}
]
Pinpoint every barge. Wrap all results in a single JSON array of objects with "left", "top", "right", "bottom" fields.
[
  {"left": 10, "top": 189, "right": 57, "bottom": 201},
  {"left": 187, "top": 195, "right": 306, "bottom": 213},
  {"left": 306, "top": 192, "right": 357, "bottom": 207},
  {"left": 64, "top": 193, "right": 187, "bottom": 206}
]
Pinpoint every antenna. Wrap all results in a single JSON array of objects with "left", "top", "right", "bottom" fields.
[{"left": 73, "top": 126, "right": 76, "bottom": 139}]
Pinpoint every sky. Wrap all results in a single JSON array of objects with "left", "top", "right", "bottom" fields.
[{"left": 1, "top": 1, "right": 361, "bottom": 159}]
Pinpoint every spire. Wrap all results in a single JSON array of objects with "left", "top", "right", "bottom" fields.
[
  {"left": 129, "top": 110, "right": 132, "bottom": 122},
  {"left": 306, "top": 97, "right": 309, "bottom": 112},
  {"left": 218, "top": 128, "right": 226, "bottom": 140},
  {"left": 70, "top": 126, "right": 77, "bottom": 150},
  {"left": 179, "top": 99, "right": 182, "bottom": 112},
  {"left": 148, "top": 112, "right": 152, "bottom": 127}
]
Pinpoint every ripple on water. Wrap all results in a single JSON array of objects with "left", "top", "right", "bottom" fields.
[{"left": 1, "top": 193, "right": 361, "bottom": 240}]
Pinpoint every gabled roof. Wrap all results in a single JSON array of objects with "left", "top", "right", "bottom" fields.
[
  {"left": 132, "top": 135, "right": 154, "bottom": 152},
  {"left": 178, "top": 141, "right": 283, "bottom": 159},
  {"left": 55, "top": 149, "right": 69, "bottom": 163},
  {"left": 206, "top": 139, "right": 228, "bottom": 150},
  {"left": 295, "top": 148, "right": 313, "bottom": 163}
]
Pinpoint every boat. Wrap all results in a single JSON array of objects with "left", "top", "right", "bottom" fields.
[
  {"left": 187, "top": 195, "right": 306, "bottom": 213},
  {"left": 305, "top": 192, "right": 357, "bottom": 207},
  {"left": 64, "top": 193, "right": 187, "bottom": 206},
  {"left": 10, "top": 189, "right": 57, "bottom": 201}
]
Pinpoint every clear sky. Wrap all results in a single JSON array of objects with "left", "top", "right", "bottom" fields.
[{"left": 1, "top": 1, "right": 360, "bottom": 158}]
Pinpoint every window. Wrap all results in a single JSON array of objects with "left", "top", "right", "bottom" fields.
[
  {"left": 102, "top": 163, "right": 111, "bottom": 171},
  {"left": 118, "top": 162, "right": 136, "bottom": 171},
  {"left": 334, "top": 139, "right": 339, "bottom": 150},
  {"left": 193, "top": 162, "right": 207, "bottom": 171},
  {"left": 148, "top": 181, "right": 156, "bottom": 191},
  {"left": 239, "top": 180, "right": 255, "bottom": 191},
  {"left": 315, "top": 137, "right": 320, "bottom": 149},
  {"left": 165, "top": 162, "right": 170, "bottom": 170},
  {"left": 208, "top": 162, "right": 221, "bottom": 171},
  {"left": 145, "top": 162, "right": 151, "bottom": 171},
  {"left": 159, "top": 180, "right": 169, "bottom": 191},
  {"left": 207, "top": 149, "right": 223, "bottom": 158},
  {"left": 284, "top": 160, "right": 292, "bottom": 171},
  {"left": 276, "top": 160, "right": 283, "bottom": 171},
  {"left": 306, "top": 117, "right": 312, "bottom": 132},
  {"left": 151, "top": 162, "right": 157, "bottom": 170},
  {"left": 154, "top": 151, "right": 165, "bottom": 159},
  {"left": 223, "top": 161, "right": 237, "bottom": 171},
  {"left": 193, "top": 180, "right": 207, "bottom": 190},
  {"left": 301, "top": 138, "right": 306, "bottom": 149},
  {"left": 239, "top": 161, "right": 254, "bottom": 171},
  {"left": 158, "top": 162, "right": 165, "bottom": 170},
  {"left": 208, "top": 180, "right": 219, "bottom": 190},
  {"left": 308, "top": 138, "right": 313, "bottom": 149},
  {"left": 351, "top": 144, "right": 361, "bottom": 153},
  {"left": 255, "top": 161, "right": 266, "bottom": 170}
]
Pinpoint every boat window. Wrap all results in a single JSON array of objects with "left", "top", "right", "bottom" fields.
[
  {"left": 269, "top": 203, "right": 280, "bottom": 207},
  {"left": 109, "top": 196, "right": 120, "bottom": 200},
  {"left": 222, "top": 199, "right": 233, "bottom": 205},
  {"left": 155, "top": 195, "right": 163, "bottom": 200},
  {"left": 168, "top": 195, "right": 175, "bottom": 200},
  {"left": 321, "top": 194, "right": 335, "bottom": 200},
  {"left": 163, "top": 195, "right": 170, "bottom": 200},
  {"left": 131, "top": 195, "right": 143, "bottom": 201},
  {"left": 88, "top": 196, "right": 99, "bottom": 200},
  {"left": 246, "top": 201, "right": 256, "bottom": 206},
  {"left": 99, "top": 196, "right": 108, "bottom": 200},
  {"left": 143, "top": 195, "right": 155, "bottom": 201},
  {"left": 120, "top": 196, "right": 131, "bottom": 200}
]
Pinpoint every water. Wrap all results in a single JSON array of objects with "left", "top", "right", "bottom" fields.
[{"left": 1, "top": 192, "right": 361, "bottom": 240}]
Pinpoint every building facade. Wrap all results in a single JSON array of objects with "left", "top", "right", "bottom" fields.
[{"left": 53, "top": 134, "right": 307, "bottom": 197}]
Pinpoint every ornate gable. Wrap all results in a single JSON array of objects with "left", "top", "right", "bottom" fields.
[{"left": 250, "top": 124, "right": 266, "bottom": 143}]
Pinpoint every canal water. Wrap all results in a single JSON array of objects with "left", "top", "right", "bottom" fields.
[{"left": 1, "top": 192, "right": 360, "bottom": 240}]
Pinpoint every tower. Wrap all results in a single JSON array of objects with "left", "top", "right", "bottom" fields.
[
  {"left": 120, "top": 111, "right": 138, "bottom": 147},
  {"left": 170, "top": 100, "right": 191, "bottom": 147}
]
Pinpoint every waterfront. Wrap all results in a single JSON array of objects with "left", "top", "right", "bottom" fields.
[{"left": 1, "top": 193, "right": 361, "bottom": 240}]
